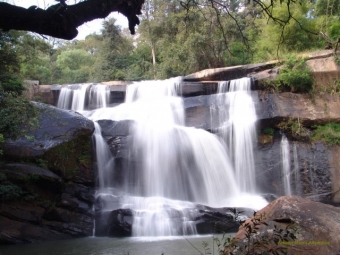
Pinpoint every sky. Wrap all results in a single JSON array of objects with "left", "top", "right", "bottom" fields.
[{"left": 9, "top": 0, "right": 128, "bottom": 40}]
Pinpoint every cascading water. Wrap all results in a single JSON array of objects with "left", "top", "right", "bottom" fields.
[
  {"left": 57, "top": 77, "right": 268, "bottom": 237},
  {"left": 214, "top": 78, "right": 257, "bottom": 192},
  {"left": 281, "top": 134, "right": 292, "bottom": 195},
  {"left": 57, "top": 83, "right": 110, "bottom": 111}
]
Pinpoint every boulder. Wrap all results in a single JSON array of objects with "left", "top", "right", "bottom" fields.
[
  {"left": 224, "top": 196, "right": 340, "bottom": 255},
  {"left": 4, "top": 102, "right": 95, "bottom": 158},
  {"left": 95, "top": 209, "right": 133, "bottom": 237}
]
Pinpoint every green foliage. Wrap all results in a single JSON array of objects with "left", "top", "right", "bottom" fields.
[
  {"left": 56, "top": 49, "right": 94, "bottom": 71},
  {"left": 0, "top": 173, "right": 25, "bottom": 201},
  {"left": 263, "top": 127, "right": 275, "bottom": 136},
  {"left": 315, "top": 0, "right": 340, "bottom": 16},
  {"left": 312, "top": 123, "right": 340, "bottom": 145},
  {"left": 252, "top": 0, "right": 322, "bottom": 62},
  {"left": 329, "top": 22, "right": 340, "bottom": 41},
  {"left": 0, "top": 182, "right": 25, "bottom": 201},
  {"left": 1, "top": 0, "right": 338, "bottom": 83},
  {"left": 277, "top": 118, "right": 309, "bottom": 140},
  {"left": 0, "top": 73, "right": 24, "bottom": 95},
  {"left": 277, "top": 55, "right": 314, "bottom": 93},
  {"left": 0, "top": 86, "right": 38, "bottom": 140}
]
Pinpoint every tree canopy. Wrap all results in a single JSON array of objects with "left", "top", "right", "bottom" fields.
[{"left": 0, "top": 0, "right": 339, "bottom": 84}]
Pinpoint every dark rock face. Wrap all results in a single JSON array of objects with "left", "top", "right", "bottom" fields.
[
  {"left": 4, "top": 102, "right": 95, "bottom": 158},
  {"left": 254, "top": 135, "right": 332, "bottom": 203},
  {"left": 0, "top": 103, "right": 95, "bottom": 244},
  {"left": 0, "top": 163, "right": 95, "bottom": 244},
  {"left": 95, "top": 209, "right": 133, "bottom": 237},
  {"left": 225, "top": 196, "right": 340, "bottom": 255},
  {"left": 0, "top": 162, "right": 96, "bottom": 244}
]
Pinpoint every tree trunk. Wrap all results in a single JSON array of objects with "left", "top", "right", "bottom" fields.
[{"left": 0, "top": 0, "right": 145, "bottom": 40}]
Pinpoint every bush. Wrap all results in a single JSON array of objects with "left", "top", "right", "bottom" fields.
[
  {"left": 277, "top": 55, "right": 314, "bottom": 93},
  {"left": 0, "top": 73, "right": 24, "bottom": 95},
  {"left": 312, "top": 123, "right": 340, "bottom": 146},
  {"left": 263, "top": 127, "right": 274, "bottom": 136},
  {"left": 0, "top": 85, "right": 37, "bottom": 140}
]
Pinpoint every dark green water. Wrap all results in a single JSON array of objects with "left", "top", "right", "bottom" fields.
[{"left": 0, "top": 235, "right": 232, "bottom": 255}]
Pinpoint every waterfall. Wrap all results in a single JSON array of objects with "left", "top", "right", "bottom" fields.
[
  {"left": 281, "top": 134, "right": 292, "bottom": 195},
  {"left": 92, "top": 122, "right": 115, "bottom": 190},
  {"left": 57, "top": 84, "right": 109, "bottom": 112},
  {"left": 215, "top": 77, "right": 257, "bottom": 192},
  {"left": 57, "top": 77, "right": 268, "bottom": 237}
]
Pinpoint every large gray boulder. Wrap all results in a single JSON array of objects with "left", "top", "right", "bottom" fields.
[{"left": 4, "top": 102, "right": 94, "bottom": 158}]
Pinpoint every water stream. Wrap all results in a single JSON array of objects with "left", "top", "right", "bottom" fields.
[{"left": 281, "top": 134, "right": 292, "bottom": 195}]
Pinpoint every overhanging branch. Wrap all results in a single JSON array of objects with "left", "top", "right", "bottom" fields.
[{"left": 0, "top": 0, "right": 145, "bottom": 40}]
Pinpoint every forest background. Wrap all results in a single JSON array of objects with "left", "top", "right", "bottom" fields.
[{"left": 1, "top": 0, "right": 340, "bottom": 86}]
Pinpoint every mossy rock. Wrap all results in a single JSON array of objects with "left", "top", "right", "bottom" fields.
[{"left": 40, "top": 135, "right": 94, "bottom": 183}]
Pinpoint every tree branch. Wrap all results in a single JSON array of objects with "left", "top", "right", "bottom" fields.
[{"left": 0, "top": 0, "right": 145, "bottom": 40}]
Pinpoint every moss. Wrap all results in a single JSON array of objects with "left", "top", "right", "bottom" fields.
[{"left": 40, "top": 135, "right": 92, "bottom": 180}]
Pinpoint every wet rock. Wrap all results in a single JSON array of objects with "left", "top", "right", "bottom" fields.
[
  {"left": 63, "top": 183, "right": 95, "bottom": 205},
  {"left": 95, "top": 209, "right": 133, "bottom": 237},
  {"left": 194, "top": 206, "right": 252, "bottom": 235},
  {"left": 255, "top": 135, "right": 333, "bottom": 203},
  {"left": 225, "top": 196, "right": 340, "bottom": 255}
]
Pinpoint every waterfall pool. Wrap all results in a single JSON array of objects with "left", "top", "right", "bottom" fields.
[{"left": 0, "top": 234, "right": 232, "bottom": 255}]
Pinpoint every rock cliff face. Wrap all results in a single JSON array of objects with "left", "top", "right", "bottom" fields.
[{"left": 0, "top": 103, "right": 95, "bottom": 244}]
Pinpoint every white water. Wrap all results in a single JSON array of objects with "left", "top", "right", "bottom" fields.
[
  {"left": 57, "top": 83, "right": 110, "bottom": 112},
  {"left": 214, "top": 78, "right": 257, "bottom": 192},
  {"left": 92, "top": 122, "right": 115, "bottom": 190},
  {"left": 57, "top": 77, "right": 268, "bottom": 237},
  {"left": 281, "top": 134, "right": 292, "bottom": 195}
]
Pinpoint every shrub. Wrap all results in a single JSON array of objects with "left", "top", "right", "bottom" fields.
[
  {"left": 0, "top": 85, "right": 37, "bottom": 140},
  {"left": 277, "top": 55, "right": 314, "bottom": 93},
  {"left": 312, "top": 123, "right": 340, "bottom": 146},
  {"left": 0, "top": 73, "right": 24, "bottom": 95}
]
